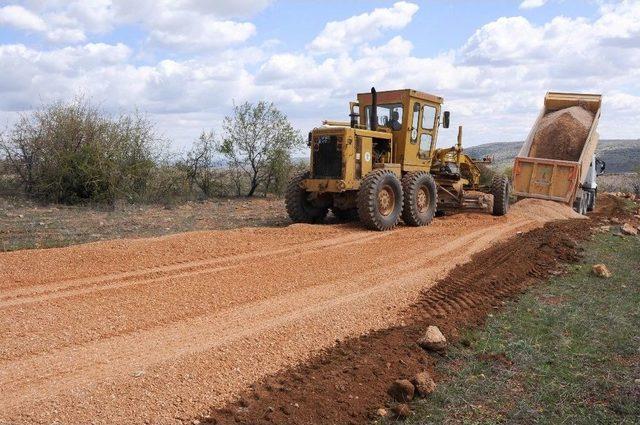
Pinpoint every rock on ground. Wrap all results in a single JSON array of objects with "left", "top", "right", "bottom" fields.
[
  {"left": 418, "top": 325, "right": 447, "bottom": 351},
  {"left": 387, "top": 379, "right": 415, "bottom": 402},
  {"left": 592, "top": 264, "right": 612, "bottom": 278},
  {"left": 391, "top": 403, "right": 411, "bottom": 419},
  {"left": 412, "top": 371, "right": 436, "bottom": 397},
  {"left": 621, "top": 223, "right": 638, "bottom": 236}
]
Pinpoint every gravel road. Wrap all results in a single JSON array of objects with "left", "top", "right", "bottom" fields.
[{"left": 0, "top": 199, "right": 582, "bottom": 424}]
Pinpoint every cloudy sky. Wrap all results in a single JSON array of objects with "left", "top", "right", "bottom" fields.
[{"left": 0, "top": 0, "right": 639, "bottom": 150}]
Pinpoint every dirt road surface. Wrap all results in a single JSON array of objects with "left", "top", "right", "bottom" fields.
[{"left": 0, "top": 199, "right": 581, "bottom": 424}]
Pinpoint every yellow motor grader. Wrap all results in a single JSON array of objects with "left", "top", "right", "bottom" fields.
[{"left": 285, "top": 88, "right": 510, "bottom": 231}]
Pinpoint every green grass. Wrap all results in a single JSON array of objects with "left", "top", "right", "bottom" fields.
[{"left": 403, "top": 232, "right": 640, "bottom": 425}]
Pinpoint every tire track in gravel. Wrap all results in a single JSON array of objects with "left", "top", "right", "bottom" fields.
[
  {"left": 0, "top": 199, "right": 584, "bottom": 424},
  {"left": 202, "top": 219, "right": 592, "bottom": 425},
  {"left": 0, "top": 231, "right": 388, "bottom": 308},
  {"left": 0, "top": 222, "right": 525, "bottom": 411}
]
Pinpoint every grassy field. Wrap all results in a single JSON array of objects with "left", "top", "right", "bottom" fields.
[
  {"left": 401, "top": 231, "right": 640, "bottom": 424},
  {"left": 0, "top": 196, "right": 288, "bottom": 251}
]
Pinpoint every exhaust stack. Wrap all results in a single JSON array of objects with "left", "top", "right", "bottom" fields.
[{"left": 370, "top": 87, "right": 378, "bottom": 131}]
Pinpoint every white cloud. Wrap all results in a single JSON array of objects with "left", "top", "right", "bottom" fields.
[
  {"left": 309, "top": 1, "right": 419, "bottom": 53},
  {"left": 520, "top": 0, "right": 547, "bottom": 9},
  {"left": 178, "top": 0, "right": 273, "bottom": 18},
  {"left": 0, "top": 4, "right": 87, "bottom": 43},
  {"left": 461, "top": 17, "right": 543, "bottom": 65},
  {"left": 4, "top": 1, "right": 263, "bottom": 50},
  {"left": 0, "top": 1, "right": 639, "bottom": 148},
  {"left": 0, "top": 5, "right": 46, "bottom": 31},
  {"left": 147, "top": 11, "right": 256, "bottom": 50},
  {"left": 361, "top": 36, "right": 414, "bottom": 58}
]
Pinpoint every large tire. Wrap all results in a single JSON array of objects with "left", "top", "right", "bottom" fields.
[
  {"left": 331, "top": 207, "right": 358, "bottom": 221},
  {"left": 491, "top": 175, "right": 510, "bottom": 216},
  {"left": 285, "top": 172, "right": 328, "bottom": 223},
  {"left": 357, "top": 170, "right": 403, "bottom": 231},
  {"left": 586, "top": 189, "right": 596, "bottom": 212},
  {"left": 573, "top": 197, "right": 585, "bottom": 215},
  {"left": 401, "top": 172, "right": 437, "bottom": 226},
  {"left": 573, "top": 193, "right": 588, "bottom": 215}
]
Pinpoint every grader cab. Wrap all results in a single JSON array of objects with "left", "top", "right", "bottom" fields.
[{"left": 285, "top": 88, "right": 510, "bottom": 231}]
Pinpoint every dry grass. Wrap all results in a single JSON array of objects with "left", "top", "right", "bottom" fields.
[
  {"left": 598, "top": 173, "right": 640, "bottom": 195},
  {"left": 0, "top": 196, "right": 288, "bottom": 251},
  {"left": 401, "top": 231, "right": 640, "bottom": 424}
]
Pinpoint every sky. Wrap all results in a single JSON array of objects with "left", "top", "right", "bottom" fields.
[{"left": 0, "top": 0, "right": 639, "bottom": 151}]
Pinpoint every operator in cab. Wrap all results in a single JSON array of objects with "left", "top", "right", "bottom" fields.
[{"left": 388, "top": 110, "right": 402, "bottom": 131}]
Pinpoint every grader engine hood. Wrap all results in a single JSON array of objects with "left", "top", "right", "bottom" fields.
[
  {"left": 304, "top": 126, "right": 392, "bottom": 193},
  {"left": 310, "top": 130, "right": 345, "bottom": 180}
]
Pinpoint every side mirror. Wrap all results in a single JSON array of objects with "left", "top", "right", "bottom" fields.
[
  {"left": 443, "top": 111, "right": 450, "bottom": 129},
  {"left": 595, "top": 158, "right": 606, "bottom": 176}
]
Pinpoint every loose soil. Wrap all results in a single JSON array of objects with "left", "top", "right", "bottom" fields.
[
  {"left": 202, "top": 219, "right": 591, "bottom": 425},
  {"left": 529, "top": 106, "right": 594, "bottom": 161},
  {"left": 0, "top": 199, "right": 583, "bottom": 424}
]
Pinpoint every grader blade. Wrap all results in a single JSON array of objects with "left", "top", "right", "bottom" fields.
[{"left": 460, "top": 193, "right": 492, "bottom": 211}]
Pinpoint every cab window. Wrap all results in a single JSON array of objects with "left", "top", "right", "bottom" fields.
[
  {"left": 422, "top": 105, "right": 437, "bottom": 130},
  {"left": 411, "top": 103, "right": 420, "bottom": 142},
  {"left": 420, "top": 133, "right": 433, "bottom": 157},
  {"left": 364, "top": 104, "right": 403, "bottom": 130}
]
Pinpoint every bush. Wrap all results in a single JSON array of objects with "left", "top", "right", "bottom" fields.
[
  {"left": 0, "top": 98, "right": 307, "bottom": 205},
  {"left": 477, "top": 164, "right": 497, "bottom": 186},
  {"left": 219, "top": 101, "right": 303, "bottom": 197},
  {"left": 0, "top": 99, "right": 162, "bottom": 204},
  {"left": 183, "top": 131, "right": 230, "bottom": 199}
]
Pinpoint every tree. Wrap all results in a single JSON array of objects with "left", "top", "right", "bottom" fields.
[
  {"left": 185, "top": 131, "right": 221, "bottom": 198},
  {"left": 219, "top": 101, "right": 302, "bottom": 197}
]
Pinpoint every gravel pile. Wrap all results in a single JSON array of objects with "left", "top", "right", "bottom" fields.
[{"left": 529, "top": 106, "right": 594, "bottom": 161}]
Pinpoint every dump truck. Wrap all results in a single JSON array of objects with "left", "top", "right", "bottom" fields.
[
  {"left": 285, "top": 88, "right": 510, "bottom": 231},
  {"left": 512, "top": 92, "right": 605, "bottom": 214}
]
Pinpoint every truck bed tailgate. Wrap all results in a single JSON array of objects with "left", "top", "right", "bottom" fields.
[{"left": 512, "top": 157, "right": 580, "bottom": 203}]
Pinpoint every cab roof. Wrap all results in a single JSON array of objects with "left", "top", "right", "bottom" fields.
[{"left": 357, "top": 89, "right": 444, "bottom": 105}]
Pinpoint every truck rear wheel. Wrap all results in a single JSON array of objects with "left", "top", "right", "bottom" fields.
[
  {"left": 285, "top": 172, "right": 328, "bottom": 223},
  {"left": 357, "top": 170, "right": 403, "bottom": 231},
  {"left": 401, "top": 172, "right": 437, "bottom": 226},
  {"left": 573, "top": 193, "right": 588, "bottom": 215},
  {"left": 491, "top": 175, "right": 510, "bottom": 216},
  {"left": 586, "top": 189, "right": 596, "bottom": 212}
]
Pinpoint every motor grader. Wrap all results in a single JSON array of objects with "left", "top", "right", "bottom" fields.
[{"left": 285, "top": 88, "right": 510, "bottom": 231}]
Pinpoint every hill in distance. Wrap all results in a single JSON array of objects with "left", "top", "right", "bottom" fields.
[{"left": 465, "top": 139, "right": 640, "bottom": 173}]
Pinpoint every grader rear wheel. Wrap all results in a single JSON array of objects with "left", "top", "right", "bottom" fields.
[
  {"left": 357, "top": 170, "right": 403, "bottom": 231},
  {"left": 401, "top": 172, "right": 437, "bottom": 226},
  {"left": 285, "top": 172, "right": 328, "bottom": 223}
]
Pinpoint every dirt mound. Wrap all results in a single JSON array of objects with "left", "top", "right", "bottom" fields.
[
  {"left": 202, "top": 219, "right": 590, "bottom": 425},
  {"left": 510, "top": 198, "right": 586, "bottom": 222},
  {"left": 592, "top": 193, "right": 630, "bottom": 219},
  {"left": 529, "top": 106, "right": 594, "bottom": 161}
]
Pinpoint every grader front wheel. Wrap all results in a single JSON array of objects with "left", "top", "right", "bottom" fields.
[
  {"left": 401, "top": 172, "right": 437, "bottom": 226},
  {"left": 285, "top": 172, "right": 328, "bottom": 223},
  {"left": 357, "top": 170, "right": 403, "bottom": 231}
]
